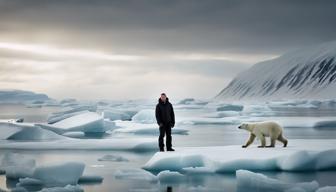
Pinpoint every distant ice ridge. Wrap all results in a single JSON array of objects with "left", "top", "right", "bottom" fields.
[
  {"left": 0, "top": 89, "right": 50, "bottom": 104},
  {"left": 216, "top": 41, "right": 336, "bottom": 101},
  {"left": 143, "top": 139, "right": 336, "bottom": 173}
]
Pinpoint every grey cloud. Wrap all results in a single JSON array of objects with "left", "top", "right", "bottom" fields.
[{"left": 0, "top": 0, "right": 335, "bottom": 55}]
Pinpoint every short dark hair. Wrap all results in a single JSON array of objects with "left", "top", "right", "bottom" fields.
[{"left": 161, "top": 93, "right": 166, "bottom": 96}]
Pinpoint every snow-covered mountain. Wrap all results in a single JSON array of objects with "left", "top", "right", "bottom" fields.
[
  {"left": 215, "top": 41, "right": 336, "bottom": 101},
  {"left": 0, "top": 89, "right": 50, "bottom": 103}
]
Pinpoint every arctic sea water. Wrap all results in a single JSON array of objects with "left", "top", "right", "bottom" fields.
[{"left": 0, "top": 103, "right": 336, "bottom": 192}]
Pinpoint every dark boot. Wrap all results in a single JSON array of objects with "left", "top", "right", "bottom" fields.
[
  {"left": 159, "top": 148, "right": 164, "bottom": 152},
  {"left": 167, "top": 148, "right": 175, "bottom": 151}
]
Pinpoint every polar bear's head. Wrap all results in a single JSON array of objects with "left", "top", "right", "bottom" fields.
[{"left": 238, "top": 123, "right": 249, "bottom": 130}]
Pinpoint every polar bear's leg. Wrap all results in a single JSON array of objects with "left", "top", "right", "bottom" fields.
[
  {"left": 242, "top": 134, "right": 255, "bottom": 148},
  {"left": 277, "top": 134, "right": 288, "bottom": 147},
  {"left": 266, "top": 136, "right": 277, "bottom": 148},
  {"left": 256, "top": 134, "right": 266, "bottom": 148}
]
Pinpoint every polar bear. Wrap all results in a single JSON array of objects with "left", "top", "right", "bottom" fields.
[{"left": 238, "top": 121, "right": 288, "bottom": 148}]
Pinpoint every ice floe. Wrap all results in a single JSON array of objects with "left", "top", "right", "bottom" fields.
[
  {"left": 143, "top": 139, "right": 336, "bottom": 173},
  {"left": 37, "top": 112, "right": 108, "bottom": 134}
]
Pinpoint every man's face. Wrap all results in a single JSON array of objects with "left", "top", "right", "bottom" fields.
[{"left": 160, "top": 94, "right": 167, "bottom": 102}]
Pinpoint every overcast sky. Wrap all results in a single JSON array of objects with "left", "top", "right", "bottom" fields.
[{"left": 0, "top": 0, "right": 336, "bottom": 100}]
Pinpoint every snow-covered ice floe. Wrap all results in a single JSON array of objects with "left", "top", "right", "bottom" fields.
[
  {"left": 36, "top": 112, "right": 109, "bottom": 134},
  {"left": 143, "top": 139, "right": 336, "bottom": 173},
  {"left": 131, "top": 109, "right": 156, "bottom": 124},
  {"left": 0, "top": 138, "right": 157, "bottom": 151}
]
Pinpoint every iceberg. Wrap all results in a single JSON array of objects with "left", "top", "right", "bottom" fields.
[
  {"left": 157, "top": 170, "right": 185, "bottom": 183},
  {"left": 8, "top": 126, "right": 65, "bottom": 141},
  {"left": 36, "top": 112, "right": 107, "bottom": 134},
  {"left": 131, "top": 109, "right": 156, "bottom": 124},
  {"left": 236, "top": 170, "right": 319, "bottom": 192},
  {"left": 143, "top": 139, "right": 336, "bottom": 173},
  {"left": 114, "top": 168, "right": 157, "bottom": 182},
  {"left": 0, "top": 153, "right": 36, "bottom": 179},
  {"left": 33, "top": 162, "right": 85, "bottom": 187},
  {"left": 103, "top": 110, "right": 133, "bottom": 121}
]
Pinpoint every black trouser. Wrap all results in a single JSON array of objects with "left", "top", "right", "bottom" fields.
[{"left": 159, "top": 123, "right": 172, "bottom": 150}]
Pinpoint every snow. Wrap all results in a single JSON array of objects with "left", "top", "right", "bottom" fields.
[
  {"left": 143, "top": 139, "right": 336, "bottom": 173},
  {"left": 98, "top": 154, "right": 129, "bottom": 162},
  {"left": 215, "top": 41, "right": 336, "bottom": 101},
  {"left": 236, "top": 170, "right": 319, "bottom": 192},
  {"left": 36, "top": 112, "right": 107, "bottom": 134},
  {"left": 131, "top": 109, "right": 156, "bottom": 124},
  {"left": 47, "top": 110, "right": 89, "bottom": 124},
  {"left": 33, "top": 162, "right": 85, "bottom": 187},
  {"left": 0, "top": 138, "right": 157, "bottom": 151}
]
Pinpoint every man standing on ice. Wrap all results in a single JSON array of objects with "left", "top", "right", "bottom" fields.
[{"left": 155, "top": 93, "right": 175, "bottom": 152}]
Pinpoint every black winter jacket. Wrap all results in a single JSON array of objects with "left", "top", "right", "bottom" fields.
[{"left": 155, "top": 98, "right": 175, "bottom": 127}]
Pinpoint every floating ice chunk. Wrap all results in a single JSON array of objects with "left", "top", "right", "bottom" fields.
[
  {"left": 103, "top": 110, "right": 132, "bottom": 121},
  {"left": 103, "top": 119, "right": 118, "bottom": 131},
  {"left": 8, "top": 126, "right": 65, "bottom": 141},
  {"left": 33, "top": 162, "right": 85, "bottom": 187},
  {"left": 37, "top": 112, "right": 106, "bottom": 134},
  {"left": 0, "top": 121, "right": 26, "bottom": 139},
  {"left": 47, "top": 110, "right": 89, "bottom": 124},
  {"left": 313, "top": 121, "right": 336, "bottom": 129},
  {"left": 98, "top": 154, "right": 129, "bottom": 162},
  {"left": 38, "top": 184, "right": 83, "bottom": 192},
  {"left": 143, "top": 140, "right": 336, "bottom": 173},
  {"left": 1, "top": 153, "right": 36, "bottom": 179},
  {"left": 236, "top": 170, "right": 319, "bottom": 192},
  {"left": 217, "top": 104, "right": 244, "bottom": 111},
  {"left": 17, "top": 177, "right": 43, "bottom": 186},
  {"left": 132, "top": 109, "right": 156, "bottom": 124},
  {"left": 78, "top": 175, "right": 103, "bottom": 183},
  {"left": 157, "top": 170, "right": 185, "bottom": 183},
  {"left": 114, "top": 168, "right": 157, "bottom": 182}
]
